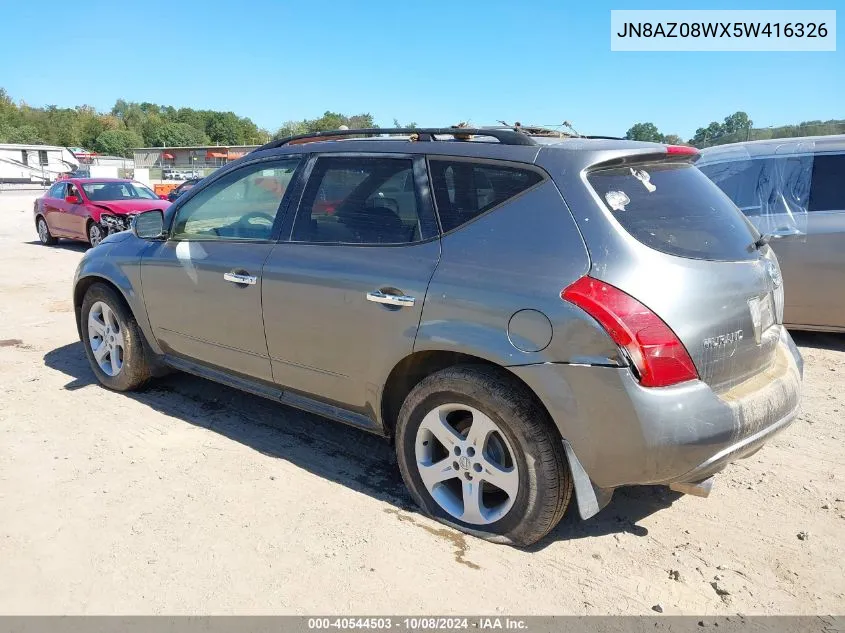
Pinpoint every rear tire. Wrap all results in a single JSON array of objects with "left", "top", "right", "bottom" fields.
[
  {"left": 36, "top": 216, "right": 58, "bottom": 246},
  {"left": 395, "top": 365, "right": 572, "bottom": 547},
  {"left": 81, "top": 283, "right": 152, "bottom": 391}
]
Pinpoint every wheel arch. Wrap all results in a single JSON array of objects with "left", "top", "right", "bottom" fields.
[
  {"left": 380, "top": 350, "right": 555, "bottom": 438},
  {"left": 73, "top": 276, "right": 129, "bottom": 340},
  {"left": 380, "top": 349, "right": 610, "bottom": 521}
]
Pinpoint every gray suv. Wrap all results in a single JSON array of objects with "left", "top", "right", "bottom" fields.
[{"left": 73, "top": 128, "right": 803, "bottom": 546}]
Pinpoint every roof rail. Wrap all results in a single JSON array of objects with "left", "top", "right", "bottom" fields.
[{"left": 253, "top": 127, "right": 538, "bottom": 152}]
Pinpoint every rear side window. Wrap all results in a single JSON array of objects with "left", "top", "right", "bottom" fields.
[
  {"left": 429, "top": 160, "right": 543, "bottom": 232},
  {"left": 808, "top": 154, "right": 845, "bottom": 212},
  {"left": 588, "top": 162, "right": 759, "bottom": 261},
  {"left": 292, "top": 156, "right": 424, "bottom": 245}
]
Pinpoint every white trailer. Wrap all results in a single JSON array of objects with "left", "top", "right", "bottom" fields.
[{"left": 0, "top": 144, "right": 79, "bottom": 185}]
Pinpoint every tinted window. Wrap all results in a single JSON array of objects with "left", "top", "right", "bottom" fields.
[
  {"left": 808, "top": 154, "right": 845, "bottom": 212},
  {"left": 39, "top": 150, "right": 48, "bottom": 166},
  {"left": 588, "top": 162, "right": 758, "bottom": 261},
  {"left": 172, "top": 159, "right": 300, "bottom": 241},
  {"left": 292, "top": 156, "right": 422, "bottom": 245},
  {"left": 428, "top": 160, "right": 543, "bottom": 233}
]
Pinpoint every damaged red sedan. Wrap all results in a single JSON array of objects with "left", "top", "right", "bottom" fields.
[{"left": 34, "top": 178, "right": 170, "bottom": 247}]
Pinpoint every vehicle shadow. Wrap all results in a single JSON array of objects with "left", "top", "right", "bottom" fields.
[
  {"left": 43, "top": 341, "right": 675, "bottom": 549},
  {"left": 789, "top": 330, "right": 845, "bottom": 353},
  {"left": 23, "top": 239, "right": 88, "bottom": 253}
]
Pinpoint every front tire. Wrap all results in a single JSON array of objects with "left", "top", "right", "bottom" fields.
[
  {"left": 81, "top": 283, "right": 152, "bottom": 391},
  {"left": 87, "top": 221, "right": 104, "bottom": 247},
  {"left": 395, "top": 365, "right": 572, "bottom": 547},
  {"left": 37, "top": 216, "right": 58, "bottom": 245}
]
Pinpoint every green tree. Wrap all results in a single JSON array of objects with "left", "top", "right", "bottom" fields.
[
  {"left": 94, "top": 129, "right": 144, "bottom": 156},
  {"left": 722, "top": 111, "right": 753, "bottom": 135},
  {"left": 0, "top": 123, "right": 42, "bottom": 144},
  {"left": 273, "top": 120, "right": 308, "bottom": 140},
  {"left": 625, "top": 122, "right": 664, "bottom": 142},
  {"left": 147, "top": 122, "right": 208, "bottom": 147},
  {"left": 690, "top": 121, "right": 724, "bottom": 147},
  {"left": 662, "top": 134, "right": 684, "bottom": 145},
  {"left": 205, "top": 111, "right": 242, "bottom": 144}
]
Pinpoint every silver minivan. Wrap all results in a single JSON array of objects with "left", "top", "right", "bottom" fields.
[
  {"left": 71, "top": 128, "right": 803, "bottom": 545},
  {"left": 698, "top": 135, "right": 845, "bottom": 332}
]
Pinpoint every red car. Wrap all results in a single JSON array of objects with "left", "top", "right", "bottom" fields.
[{"left": 35, "top": 178, "right": 170, "bottom": 247}]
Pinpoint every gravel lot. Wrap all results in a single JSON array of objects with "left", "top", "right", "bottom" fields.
[{"left": 1, "top": 191, "right": 843, "bottom": 615}]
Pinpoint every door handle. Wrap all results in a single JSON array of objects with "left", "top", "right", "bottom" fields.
[
  {"left": 366, "top": 290, "right": 415, "bottom": 307},
  {"left": 769, "top": 226, "right": 804, "bottom": 238},
  {"left": 223, "top": 272, "right": 257, "bottom": 285}
]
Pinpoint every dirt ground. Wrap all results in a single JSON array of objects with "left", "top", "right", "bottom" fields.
[{"left": 1, "top": 191, "right": 843, "bottom": 615}]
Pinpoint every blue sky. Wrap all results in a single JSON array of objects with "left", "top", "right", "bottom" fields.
[{"left": 1, "top": 0, "right": 841, "bottom": 139}]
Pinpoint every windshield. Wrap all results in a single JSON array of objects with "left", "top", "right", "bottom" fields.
[
  {"left": 82, "top": 181, "right": 158, "bottom": 201},
  {"left": 588, "top": 161, "right": 760, "bottom": 261}
]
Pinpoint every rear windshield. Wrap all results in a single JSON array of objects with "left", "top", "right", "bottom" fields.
[{"left": 587, "top": 162, "right": 759, "bottom": 261}]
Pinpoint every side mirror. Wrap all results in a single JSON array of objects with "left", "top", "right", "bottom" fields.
[
  {"left": 133, "top": 209, "right": 166, "bottom": 240},
  {"left": 65, "top": 195, "right": 80, "bottom": 204}
]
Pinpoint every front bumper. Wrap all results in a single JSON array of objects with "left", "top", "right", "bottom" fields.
[
  {"left": 99, "top": 214, "right": 134, "bottom": 234},
  {"left": 510, "top": 328, "right": 803, "bottom": 492}
]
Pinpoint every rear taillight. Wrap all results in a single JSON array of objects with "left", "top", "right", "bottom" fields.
[{"left": 561, "top": 276, "right": 698, "bottom": 387}]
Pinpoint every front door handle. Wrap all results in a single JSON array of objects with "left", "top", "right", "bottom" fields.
[
  {"left": 366, "top": 290, "right": 415, "bottom": 307},
  {"left": 769, "top": 226, "right": 804, "bottom": 238},
  {"left": 223, "top": 272, "right": 257, "bottom": 285}
]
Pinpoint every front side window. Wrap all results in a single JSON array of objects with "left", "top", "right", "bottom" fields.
[
  {"left": 48, "top": 183, "right": 65, "bottom": 198},
  {"left": 171, "top": 158, "right": 300, "bottom": 241},
  {"left": 292, "top": 156, "right": 423, "bottom": 245},
  {"left": 428, "top": 159, "right": 543, "bottom": 233}
]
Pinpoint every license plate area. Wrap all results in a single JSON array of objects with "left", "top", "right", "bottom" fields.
[{"left": 748, "top": 293, "right": 776, "bottom": 344}]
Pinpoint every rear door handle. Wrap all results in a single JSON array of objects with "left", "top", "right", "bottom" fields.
[
  {"left": 366, "top": 290, "right": 415, "bottom": 307},
  {"left": 223, "top": 272, "right": 257, "bottom": 285}
]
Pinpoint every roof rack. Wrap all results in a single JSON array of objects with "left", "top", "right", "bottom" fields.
[{"left": 254, "top": 127, "right": 538, "bottom": 152}]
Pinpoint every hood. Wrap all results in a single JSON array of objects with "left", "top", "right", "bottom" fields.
[{"left": 91, "top": 199, "right": 170, "bottom": 215}]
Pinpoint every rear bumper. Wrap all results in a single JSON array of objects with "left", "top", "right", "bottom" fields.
[{"left": 510, "top": 328, "right": 802, "bottom": 491}]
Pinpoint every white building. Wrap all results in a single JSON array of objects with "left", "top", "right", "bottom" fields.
[{"left": 0, "top": 144, "right": 79, "bottom": 185}]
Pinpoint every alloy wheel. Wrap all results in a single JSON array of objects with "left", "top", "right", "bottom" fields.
[
  {"left": 87, "top": 301, "right": 125, "bottom": 376},
  {"left": 414, "top": 404, "right": 519, "bottom": 525},
  {"left": 88, "top": 223, "right": 103, "bottom": 247},
  {"left": 38, "top": 219, "right": 49, "bottom": 243}
]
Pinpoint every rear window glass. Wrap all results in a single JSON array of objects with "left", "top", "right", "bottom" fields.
[
  {"left": 588, "top": 162, "right": 759, "bottom": 261},
  {"left": 808, "top": 153, "right": 845, "bottom": 212},
  {"left": 429, "top": 160, "right": 543, "bottom": 232}
]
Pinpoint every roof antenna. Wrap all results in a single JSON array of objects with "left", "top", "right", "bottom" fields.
[{"left": 562, "top": 121, "right": 583, "bottom": 137}]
